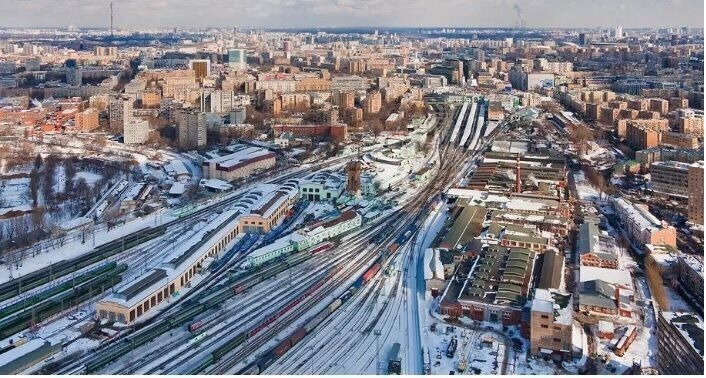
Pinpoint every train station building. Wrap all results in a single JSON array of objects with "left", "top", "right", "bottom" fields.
[{"left": 96, "top": 182, "right": 299, "bottom": 325}]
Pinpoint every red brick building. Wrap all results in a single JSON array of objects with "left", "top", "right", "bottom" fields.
[{"left": 272, "top": 123, "right": 347, "bottom": 143}]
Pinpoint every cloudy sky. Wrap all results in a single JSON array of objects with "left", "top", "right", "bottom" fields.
[{"left": 0, "top": 0, "right": 703, "bottom": 29}]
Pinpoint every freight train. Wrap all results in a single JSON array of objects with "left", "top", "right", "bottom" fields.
[{"left": 236, "top": 257, "right": 384, "bottom": 374}]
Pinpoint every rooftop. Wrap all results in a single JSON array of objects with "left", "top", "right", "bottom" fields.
[{"left": 662, "top": 312, "right": 704, "bottom": 357}]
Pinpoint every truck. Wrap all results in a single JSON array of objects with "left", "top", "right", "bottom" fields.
[
  {"left": 446, "top": 337, "right": 458, "bottom": 358},
  {"left": 423, "top": 347, "right": 431, "bottom": 374},
  {"left": 388, "top": 343, "right": 402, "bottom": 375}
]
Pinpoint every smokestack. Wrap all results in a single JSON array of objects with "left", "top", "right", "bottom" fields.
[
  {"left": 110, "top": 2, "right": 114, "bottom": 37},
  {"left": 515, "top": 155, "right": 521, "bottom": 193}
]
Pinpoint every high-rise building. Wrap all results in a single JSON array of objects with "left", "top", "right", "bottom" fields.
[
  {"left": 109, "top": 96, "right": 133, "bottom": 132},
  {"left": 228, "top": 49, "right": 247, "bottom": 70},
  {"left": 656, "top": 312, "right": 704, "bottom": 375},
  {"left": 176, "top": 109, "right": 207, "bottom": 150},
  {"left": 75, "top": 108, "right": 99, "bottom": 132},
  {"left": 614, "top": 25, "right": 623, "bottom": 39},
  {"left": 189, "top": 59, "right": 211, "bottom": 80},
  {"left": 123, "top": 118, "right": 150, "bottom": 144},
  {"left": 578, "top": 33, "right": 588, "bottom": 45},
  {"left": 24, "top": 57, "right": 41, "bottom": 71},
  {"left": 688, "top": 161, "right": 704, "bottom": 225},
  {"left": 363, "top": 91, "right": 381, "bottom": 114},
  {"left": 66, "top": 66, "right": 82, "bottom": 86},
  {"left": 650, "top": 161, "right": 690, "bottom": 198}
]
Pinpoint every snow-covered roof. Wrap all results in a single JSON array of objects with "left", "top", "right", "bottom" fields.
[
  {"left": 579, "top": 266, "right": 632, "bottom": 289},
  {"left": 248, "top": 235, "right": 292, "bottom": 258},
  {"left": 532, "top": 288, "right": 573, "bottom": 326},
  {"left": 200, "top": 178, "right": 233, "bottom": 191},
  {"left": 598, "top": 320, "right": 614, "bottom": 333},
  {"left": 204, "top": 146, "right": 273, "bottom": 169},
  {"left": 660, "top": 312, "right": 704, "bottom": 357},
  {"left": 164, "top": 159, "right": 190, "bottom": 177},
  {"left": 423, "top": 248, "right": 445, "bottom": 281},
  {"left": 0, "top": 338, "right": 48, "bottom": 368},
  {"left": 612, "top": 197, "right": 662, "bottom": 232},
  {"left": 169, "top": 182, "right": 186, "bottom": 195}
]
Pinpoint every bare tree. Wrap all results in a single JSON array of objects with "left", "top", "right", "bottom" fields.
[
  {"left": 64, "top": 159, "right": 77, "bottom": 194},
  {"left": 29, "top": 169, "right": 40, "bottom": 207}
]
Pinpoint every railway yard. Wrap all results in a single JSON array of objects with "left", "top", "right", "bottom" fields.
[
  {"left": 0, "top": 99, "right": 534, "bottom": 374},
  {"left": 0, "top": 94, "right": 692, "bottom": 376}
]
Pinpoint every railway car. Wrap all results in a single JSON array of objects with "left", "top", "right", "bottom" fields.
[
  {"left": 188, "top": 309, "right": 220, "bottom": 333},
  {"left": 289, "top": 327, "right": 306, "bottom": 347},
  {"left": 327, "top": 299, "right": 342, "bottom": 313},
  {"left": 212, "top": 332, "right": 246, "bottom": 361},
  {"left": 362, "top": 263, "right": 381, "bottom": 283},
  {"left": 189, "top": 332, "right": 208, "bottom": 345},
  {"left": 339, "top": 290, "right": 352, "bottom": 303},
  {"left": 256, "top": 352, "right": 277, "bottom": 372},
  {"left": 304, "top": 308, "right": 330, "bottom": 333},
  {"left": 273, "top": 339, "right": 292, "bottom": 357},
  {"left": 309, "top": 241, "right": 334, "bottom": 255}
]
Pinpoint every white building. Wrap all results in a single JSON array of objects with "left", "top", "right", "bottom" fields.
[
  {"left": 123, "top": 118, "right": 150, "bottom": 144},
  {"left": 291, "top": 210, "right": 362, "bottom": 250}
]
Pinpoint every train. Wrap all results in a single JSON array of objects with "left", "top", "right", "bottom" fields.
[
  {"left": 181, "top": 267, "right": 342, "bottom": 374},
  {"left": 0, "top": 226, "right": 165, "bottom": 303},
  {"left": 83, "top": 244, "right": 321, "bottom": 373},
  {"left": 86, "top": 209, "right": 409, "bottom": 373},
  {"left": 236, "top": 256, "right": 384, "bottom": 374},
  {"left": 208, "top": 233, "right": 259, "bottom": 272},
  {"left": 0, "top": 263, "right": 127, "bottom": 340}
]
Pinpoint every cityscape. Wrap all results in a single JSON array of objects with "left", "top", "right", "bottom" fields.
[{"left": 0, "top": 0, "right": 703, "bottom": 375}]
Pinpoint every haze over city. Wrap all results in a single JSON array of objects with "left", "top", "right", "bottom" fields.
[
  {"left": 0, "top": 0, "right": 704, "bottom": 29},
  {"left": 0, "top": 0, "right": 703, "bottom": 376}
]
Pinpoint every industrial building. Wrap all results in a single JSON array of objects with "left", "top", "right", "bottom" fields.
[
  {"left": 201, "top": 145, "right": 276, "bottom": 182},
  {"left": 440, "top": 244, "right": 537, "bottom": 325}
]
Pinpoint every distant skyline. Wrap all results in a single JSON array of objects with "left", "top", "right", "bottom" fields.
[{"left": 0, "top": 0, "right": 703, "bottom": 29}]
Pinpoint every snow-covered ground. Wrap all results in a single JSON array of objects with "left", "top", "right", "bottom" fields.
[{"left": 0, "top": 208, "right": 177, "bottom": 284}]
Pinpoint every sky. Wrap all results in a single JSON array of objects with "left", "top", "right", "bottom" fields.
[{"left": 0, "top": 0, "right": 703, "bottom": 29}]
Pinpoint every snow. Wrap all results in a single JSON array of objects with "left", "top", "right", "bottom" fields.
[
  {"left": 0, "top": 209, "right": 177, "bottom": 285},
  {"left": 572, "top": 170, "right": 600, "bottom": 203},
  {"left": 423, "top": 248, "right": 445, "bottom": 280},
  {"left": 74, "top": 171, "right": 102, "bottom": 185},
  {"left": 579, "top": 266, "right": 633, "bottom": 288},
  {"left": 0, "top": 338, "right": 46, "bottom": 366}
]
